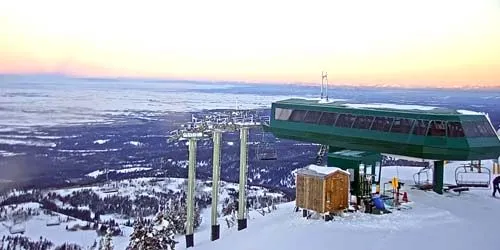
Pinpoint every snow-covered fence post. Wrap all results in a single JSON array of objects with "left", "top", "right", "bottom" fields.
[{"left": 238, "top": 127, "right": 249, "bottom": 230}]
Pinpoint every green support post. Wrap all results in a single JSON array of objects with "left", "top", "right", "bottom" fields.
[
  {"left": 353, "top": 162, "right": 360, "bottom": 197},
  {"left": 433, "top": 160, "right": 444, "bottom": 194},
  {"left": 210, "top": 130, "right": 221, "bottom": 241},
  {"left": 186, "top": 138, "right": 197, "bottom": 248},
  {"left": 371, "top": 162, "right": 377, "bottom": 184},
  {"left": 238, "top": 127, "right": 248, "bottom": 230}
]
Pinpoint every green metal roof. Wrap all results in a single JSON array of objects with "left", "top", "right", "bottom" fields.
[
  {"left": 275, "top": 98, "right": 484, "bottom": 120},
  {"left": 264, "top": 98, "right": 500, "bottom": 161}
]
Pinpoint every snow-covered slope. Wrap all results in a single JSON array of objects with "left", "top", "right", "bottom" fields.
[
  {"left": 1, "top": 177, "right": 286, "bottom": 249},
  {"left": 2, "top": 161, "right": 498, "bottom": 250},
  {"left": 0, "top": 202, "right": 133, "bottom": 249},
  {"left": 175, "top": 160, "right": 499, "bottom": 250},
  {"left": 188, "top": 189, "right": 499, "bottom": 250},
  {"left": 85, "top": 167, "right": 152, "bottom": 178}
]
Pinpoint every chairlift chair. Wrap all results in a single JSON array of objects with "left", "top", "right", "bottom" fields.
[
  {"left": 413, "top": 167, "right": 433, "bottom": 190},
  {"left": 256, "top": 128, "right": 278, "bottom": 161},
  {"left": 315, "top": 145, "right": 329, "bottom": 165},
  {"left": 455, "top": 163, "right": 491, "bottom": 188}
]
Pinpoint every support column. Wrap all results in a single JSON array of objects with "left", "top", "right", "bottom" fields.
[
  {"left": 211, "top": 131, "right": 221, "bottom": 241},
  {"left": 185, "top": 138, "right": 197, "bottom": 248},
  {"left": 353, "top": 162, "right": 361, "bottom": 197},
  {"left": 493, "top": 159, "right": 499, "bottom": 175},
  {"left": 433, "top": 160, "right": 444, "bottom": 194},
  {"left": 238, "top": 127, "right": 248, "bottom": 231},
  {"left": 376, "top": 161, "right": 382, "bottom": 193},
  {"left": 371, "top": 164, "right": 376, "bottom": 183}
]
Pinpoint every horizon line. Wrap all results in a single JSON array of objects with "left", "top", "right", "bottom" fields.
[{"left": 1, "top": 73, "right": 499, "bottom": 91}]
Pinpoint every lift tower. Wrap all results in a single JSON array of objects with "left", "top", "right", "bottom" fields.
[
  {"left": 181, "top": 131, "right": 206, "bottom": 248},
  {"left": 169, "top": 111, "right": 270, "bottom": 247}
]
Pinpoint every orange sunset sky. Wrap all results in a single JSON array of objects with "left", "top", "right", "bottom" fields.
[{"left": 1, "top": 0, "right": 499, "bottom": 88}]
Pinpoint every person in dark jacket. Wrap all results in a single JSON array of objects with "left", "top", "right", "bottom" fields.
[{"left": 493, "top": 175, "right": 500, "bottom": 197}]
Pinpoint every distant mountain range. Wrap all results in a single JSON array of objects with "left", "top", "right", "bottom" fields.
[{"left": 2, "top": 73, "right": 498, "bottom": 90}]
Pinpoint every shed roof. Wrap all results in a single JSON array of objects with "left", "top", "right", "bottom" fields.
[{"left": 296, "top": 164, "right": 350, "bottom": 178}]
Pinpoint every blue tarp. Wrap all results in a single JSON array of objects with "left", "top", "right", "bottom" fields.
[{"left": 372, "top": 196, "right": 386, "bottom": 210}]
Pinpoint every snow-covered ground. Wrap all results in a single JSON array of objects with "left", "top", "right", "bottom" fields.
[
  {"left": 0, "top": 150, "right": 26, "bottom": 157},
  {"left": 49, "top": 177, "right": 281, "bottom": 200},
  {"left": 125, "top": 141, "right": 143, "bottom": 147},
  {"left": 93, "top": 139, "right": 109, "bottom": 145},
  {"left": 85, "top": 167, "right": 153, "bottom": 178},
  {"left": 187, "top": 190, "right": 498, "bottom": 250},
  {"left": 0, "top": 138, "right": 57, "bottom": 147},
  {"left": 175, "top": 160, "right": 499, "bottom": 250},
  {"left": 1, "top": 177, "right": 284, "bottom": 249},
  {"left": 2, "top": 161, "right": 498, "bottom": 249},
  {"left": 0, "top": 202, "right": 133, "bottom": 249}
]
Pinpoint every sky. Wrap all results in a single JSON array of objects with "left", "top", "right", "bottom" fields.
[{"left": 1, "top": 0, "right": 499, "bottom": 88}]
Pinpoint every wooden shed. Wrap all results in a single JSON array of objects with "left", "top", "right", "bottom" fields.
[{"left": 296, "top": 164, "right": 350, "bottom": 214}]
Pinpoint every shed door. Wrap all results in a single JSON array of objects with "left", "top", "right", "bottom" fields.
[{"left": 326, "top": 176, "right": 348, "bottom": 211}]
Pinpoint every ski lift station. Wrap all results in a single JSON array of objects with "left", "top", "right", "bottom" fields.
[
  {"left": 177, "top": 74, "right": 500, "bottom": 247},
  {"left": 263, "top": 98, "right": 500, "bottom": 195}
]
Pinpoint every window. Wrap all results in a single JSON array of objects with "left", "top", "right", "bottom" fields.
[
  {"left": 462, "top": 121, "right": 481, "bottom": 137},
  {"left": 274, "top": 108, "right": 293, "bottom": 121},
  {"left": 390, "top": 118, "right": 415, "bottom": 134},
  {"left": 412, "top": 120, "right": 429, "bottom": 136},
  {"left": 370, "top": 117, "right": 394, "bottom": 132},
  {"left": 289, "top": 110, "right": 307, "bottom": 122},
  {"left": 427, "top": 121, "right": 446, "bottom": 137},
  {"left": 447, "top": 122, "right": 465, "bottom": 137},
  {"left": 476, "top": 121, "right": 496, "bottom": 137},
  {"left": 303, "top": 111, "right": 322, "bottom": 124},
  {"left": 463, "top": 120, "right": 497, "bottom": 137},
  {"left": 335, "top": 114, "right": 357, "bottom": 128},
  {"left": 318, "top": 112, "right": 338, "bottom": 126},
  {"left": 352, "top": 116, "right": 374, "bottom": 129}
]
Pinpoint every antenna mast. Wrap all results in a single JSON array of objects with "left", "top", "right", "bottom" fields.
[
  {"left": 321, "top": 72, "right": 329, "bottom": 101},
  {"left": 320, "top": 71, "right": 324, "bottom": 99}
]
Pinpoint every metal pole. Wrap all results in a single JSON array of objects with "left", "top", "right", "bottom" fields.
[
  {"left": 494, "top": 159, "right": 499, "bottom": 175},
  {"left": 186, "top": 138, "right": 196, "bottom": 248},
  {"left": 211, "top": 130, "right": 221, "bottom": 241},
  {"left": 238, "top": 127, "right": 248, "bottom": 230},
  {"left": 325, "top": 72, "right": 328, "bottom": 101},
  {"left": 320, "top": 71, "right": 324, "bottom": 99},
  {"left": 376, "top": 161, "right": 382, "bottom": 194},
  {"left": 433, "top": 160, "right": 444, "bottom": 194}
]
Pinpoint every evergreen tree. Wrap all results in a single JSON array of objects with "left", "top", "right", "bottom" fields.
[
  {"left": 166, "top": 202, "right": 185, "bottom": 235},
  {"left": 152, "top": 212, "right": 177, "bottom": 250},
  {"left": 193, "top": 205, "right": 202, "bottom": 230},
  {"left": 165, "top": 200, "right": 202, "bottom": 235},
  {"left": 99, "top": 228, "right": 113, "bottom": 250},
  {"left": 127, "top": 219, "right": 147, "bottom": 250},
  {"left": 128, "top": 213, "right": 177, "bottom": 250}
]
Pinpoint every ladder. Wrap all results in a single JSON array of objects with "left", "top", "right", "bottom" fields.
[{"left": 315, "top": 145, "right": 329, "bottom": 165}]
